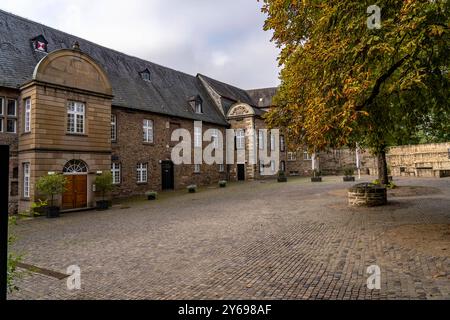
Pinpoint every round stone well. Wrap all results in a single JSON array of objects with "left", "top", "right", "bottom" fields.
[{"left": 348, "top": 183, "right": 387, "bottom": 207}]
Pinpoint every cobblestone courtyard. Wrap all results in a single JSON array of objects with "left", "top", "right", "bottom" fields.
[{"left": 8, "top": 176, "right": 450, "bottom": 300}]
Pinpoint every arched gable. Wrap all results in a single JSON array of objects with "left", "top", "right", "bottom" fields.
[
  {"left": 227, "top": 103, "right": 255, "bottom": 118},
  {"left": 33, "top": 49, "right": 112, "bottom": 96}
]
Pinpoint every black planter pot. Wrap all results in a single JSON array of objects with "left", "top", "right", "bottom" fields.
[
  {"left": 96, "top": 200, "right": 109, "bottom": 211},
  {"left": 147, "top": 195, "right": 156, "bottom": 200},
  {"left": 343, "top": 176, "right": 355, "bottom": 182},
  {"left": 46, "top": 206, "right": 60, "bottom": 218},
  {"left": 311, "top": 177, "right": 322, "bottom": 182},
  {"left": 278, "top": 177, "right": 287, "bottom": 182},
  {"left": 188, "top": 189, "right": 196, "bottom": 193}
]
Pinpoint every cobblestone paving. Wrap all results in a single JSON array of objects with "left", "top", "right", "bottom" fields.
[{"left": 8, "top": 176, "right": 450, "bottom": 300}]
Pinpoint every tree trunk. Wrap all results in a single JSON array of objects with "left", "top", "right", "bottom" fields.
[{"left": 377, "top": 150, "right": 389, "bottom": 185}]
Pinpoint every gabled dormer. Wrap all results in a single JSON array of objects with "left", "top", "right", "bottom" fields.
[
  {"left": 139, "top": 68, "right": 151, "bottom": 82},
  {"left": 188, "top": 95, "right": 203, "bottom": 114},
  {"left": 31, "top": 35, "right": 48, "bottom": 53}
]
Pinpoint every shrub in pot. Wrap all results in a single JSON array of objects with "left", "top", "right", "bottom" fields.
[
  {"left": 311, "top": 169, "right": 322, "bottom": 182},
  {"left": 343, "top": 167, "right": 355, "bottom": 182},
  {"left": 95, "top": 172, "right": 114, "bottom": 210},
  {"left": 145, "top": 191, "right": 158, "bottom": 200},
  {"left": 187, "top": 184, "right": 197, "bottom": 193},
  {"left": 35, "top": 174, "right": 68, "bottom": 218},
  {"left": 219, "top": 180, "right": 227, "bottom": 188},
  {"left": 277, "top": 170, "right": 287, "bottom": 182}
]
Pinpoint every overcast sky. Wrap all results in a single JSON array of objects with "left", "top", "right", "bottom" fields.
[{"left": 1, "top": 0, "right": 280, "bottom": 89}]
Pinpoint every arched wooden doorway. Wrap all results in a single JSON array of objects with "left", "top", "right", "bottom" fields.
[{"left": 62, "top": 160, "right": 88, "bottom": 210}]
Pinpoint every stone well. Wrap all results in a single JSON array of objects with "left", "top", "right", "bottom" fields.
[{"left": 348, "top": 183, "right": 387, "bottom": 207}]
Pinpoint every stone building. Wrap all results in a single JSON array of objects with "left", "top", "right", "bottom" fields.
[{"left": 0, "top": 10, "right": 298, "bottom": 214}]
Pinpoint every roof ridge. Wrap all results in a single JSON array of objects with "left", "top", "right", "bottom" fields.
[
  {"left": 197, "top": 73, "right": 250, "bottom": 93},
  {"left": 0, "top": 8, "right": 196, "bottom": 80}
]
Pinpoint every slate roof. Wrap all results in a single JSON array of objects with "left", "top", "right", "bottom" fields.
[
  {"left": 246, "top": 87, "right": 277, "bottom": 108},
  {"left": 198, "top": 74, "right": 268, "bottom": 116},
  {"left": 0, "top": 9, "right": 229, "bottom": 126}
]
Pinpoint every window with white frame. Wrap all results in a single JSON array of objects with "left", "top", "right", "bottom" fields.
[
  {"left": 67, "top": 101, "right": 85, "bottom": 134},
  {"left": 280, "top": 135, "right": 285, "bottom": 152},
  {"left": 23, "top": 163, "right": 30, "bottom": 198},
  {"left": 194, "top": 126, "right": 202, "bottom": 148},
  {"left": 195, "top": 101, "right": 203, "bottom": 114},
  {"left": 0, "top": 97, "right": 3, "bottom": 132},
  {"left": 136, "top": 163, "right": 148, "bottom": 183},
  {"left": 111, "top": 114, "right": 117, "bottom": 142},
  {"left": 287, "top": 152, "right": 297, "bottom": 161},
  {"left": 111, "top": 163, "right": 121, "bottom": 184},
  {"left": 6, "top": 99, "right": 17, "bottom": 133},
  {"left": 258, "top": 130, "right": 264, "bottom": 150},
  {"left": 270, "top": 133, "right": 276, "bottom": 151},
  {"left": 271, "top": 160, "right": 276, "bottom": 173},
  {"left": 211, "top": 129, "right": 219, "bottom": 148},
  {"left": 236, "top": 129, "right": 245, "bottom": 150},
  {"left": 24, "top": 98, "right": 31, "bottom": 133},
  {"left": 194, "top": 164, "right": 201, "bottom": 173},
  {"left": 218, "top": 164, "right": 224, "bottom": 172},
  {"left": 303, "top": 151, "right": 312, "bottom": 160},
  {"left": 143, "top": 119, "right": 153, "bottom": 143}
]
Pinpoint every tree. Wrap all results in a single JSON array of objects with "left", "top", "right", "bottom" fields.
[
  {"left": 262, "top": 0, "right": 449, "bottom": 184},
  {"left": 35, "top": 174, "right": 67, "bottom": 207}
]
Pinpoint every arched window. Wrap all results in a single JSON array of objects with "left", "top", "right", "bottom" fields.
[{"left": 63, "top": 160, "right": 88, "bottom": 174}]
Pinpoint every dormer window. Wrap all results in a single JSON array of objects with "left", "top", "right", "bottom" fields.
[
  {"left": 31, "top": 35, "right": 48, "bottom": 53},
  {"left": 188, "top": 95, "right": 203, "bottom": 114},
  {"left": 140, "top": 69, "right": 151, "bottom": 82}
]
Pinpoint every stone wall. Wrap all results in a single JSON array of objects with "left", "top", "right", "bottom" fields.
[{"left": 387, "top": 142, "right": 450, "bottom": 178}]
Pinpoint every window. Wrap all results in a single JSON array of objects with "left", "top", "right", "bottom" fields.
[
  {"left": 23, "top": 163, "right": 30, "bottom": 198},
  {"left": 5, "top": 99, "right": 17, "bottom": 133},
  {"left": 259, "top": 161, "right": 265, "bottom": 174},
  {"left": 194, "top": 126, "right": 202, "bottom": 148},
  {"left": 258, "top": 130, "right": 264, "bottom": 150},
  {"left": 195, "top": 101, "right": 203, "bottom": 114},
  {"left": 236, "top": 129, "right": 245, "bottom": 150},
  {"left": 303, "top": 151, "right": 312, "bottom": 160},
  {"left": 111, "top": 163, "right": 121, "bottom": 185},
  {"left": 111, "top": 114, "right": 117, "bottom": 142},
  {"left": 219, "top": 164, "right": 224, "bottom": 172},
  {"left": 24, "top": 98, "right": 31, "bottom": 133},
  {"left": 143, "top": 119, "right": 154, "bottom": 143},
  {"left": 271, "top": 160, "right": 276, "bottom": 173},
  {"left": 280, "top": 135, "right": 285, "bottom": 152},
  {"left": 270, "top": 133, "right": 275, "bottom": 151},
  {"left": 140, "top": 69, "right": 151, "bottom": 81},
  {"left": 211, "top": 129, "right": 219, "bottom": 148},
  {"left": 194, "top": 164, "right": 201, "bottom": 173},
  {"left": 287, "top": 152, "right": 297, "bottom": 161},
  {"left": 63, "top": 160, "right": 88, "bottom": 173},
  {"left": 67, "top": 101, "right": 85, "bottom": 134},
  {"left": 281, "top": 161, "right": 286, "bottom": 172},
  {"left": 31, "top": 35, "right": 48, "bottom": 53},
  {"left": 136, "top": 163, "right": 148, "bottom": 183}
]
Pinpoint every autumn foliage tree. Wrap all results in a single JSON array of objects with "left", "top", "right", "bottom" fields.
[{"left": 262, "top": 0, "right": 449, "bottom": 184}]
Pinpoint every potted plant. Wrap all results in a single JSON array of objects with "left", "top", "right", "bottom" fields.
[
  {"left": 95, "top": 172, "right": 114, "bottom": 210},
  {"left": 187, "top": 184, "right": 197, "bottom": 193},
  {"left": 277, "top": 170, "right": 287, "bottom": 182},
  {"left": 343, "top": 167, "right": 356, "bottom": 182},
  {"left": 35, "top": 173, "right": 68, "bottom": 218},
  {"left": 145, "top": 190, "right": 158, "bottom": 200},
  {"left": 219, "top": 180, "right": 227, "bottom": 188},
  {"left": 311, "top": 169, "right": 322, "bottom": 182}
]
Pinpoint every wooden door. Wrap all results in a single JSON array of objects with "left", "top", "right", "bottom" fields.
[{"left": 62, "top": 175, "right": 87, "bottom": 210}]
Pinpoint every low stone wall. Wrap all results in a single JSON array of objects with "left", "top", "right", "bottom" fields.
[{"left": 348, "top": 183, "right": 387, "bottom": 207}]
